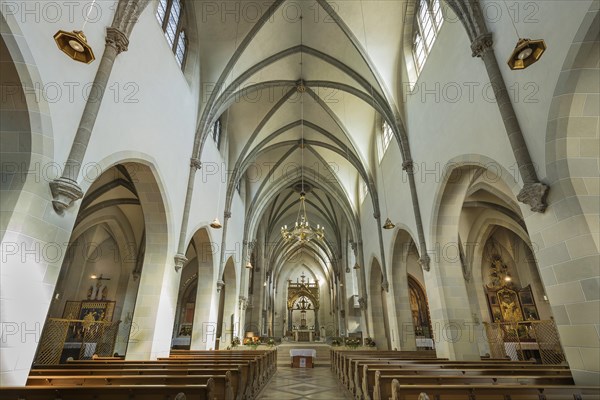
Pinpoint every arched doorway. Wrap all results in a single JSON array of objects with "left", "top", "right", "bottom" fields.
[
  {"left": 391, "top": 229, "right": 433, "bottom": 349},
  {"left": 407, "top": 275, "right": 432, "bottom": 340},
  {"left": 431, "top": 159, "right": 567, "bottom": 363},
  {"left": 171, "top": 227, "right": 215, "bottom": 349},
  {"left": 33, "top": 161, "right": 170, "bottom": 364},
  {"left": 369, "top": 259, "right": 390, "bottom": 349},
  {"left": 172, "top": 272, "right": 197, "bottom": 349},
  {"left": 36, "top": 164, "right": 148, "bottom": 363},
  {"left": 216, "top": 257, "right": 237, "bottom": 349},
  {"left": 0, "top": 35, "right": 31, "bottom": 237}
]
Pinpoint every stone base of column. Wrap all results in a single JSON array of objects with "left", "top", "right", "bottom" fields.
[
  {"left": 49, "top": 177, "right": 83, "bottom": 212},
  {"left": 517, "top": 182, "right": 549, "bottom": 213}
]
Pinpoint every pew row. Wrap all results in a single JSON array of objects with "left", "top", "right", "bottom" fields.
[{"left": 0, "top": 379, "right": 215, "bottom": 400}]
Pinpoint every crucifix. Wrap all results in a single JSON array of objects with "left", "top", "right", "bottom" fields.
[{"left": 88, "top": 274, "right": 111, "bottom": 300}]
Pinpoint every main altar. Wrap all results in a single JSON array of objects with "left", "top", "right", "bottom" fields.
[{"left": 287, "top": 273, "right": 319, "bottom": 342}]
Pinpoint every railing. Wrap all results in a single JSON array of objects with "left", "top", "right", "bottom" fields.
[
  {"left": 34, "top": 318, "right": 120, "bottom": 365},
  {"left": 484, "top": 320, "right": 565, "bottom": 365}
]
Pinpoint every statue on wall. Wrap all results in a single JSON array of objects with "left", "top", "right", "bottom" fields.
[{"left": 87, "top": 285, "right": 93, "bottom": 300}]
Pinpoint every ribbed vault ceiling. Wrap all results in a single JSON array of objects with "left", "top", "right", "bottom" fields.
[{"left": 194, "top": 0, "right": 407, "bottom": 280}]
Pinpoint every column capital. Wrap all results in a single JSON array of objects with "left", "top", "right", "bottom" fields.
[
  {"left": 358, "top": 296, "right": 368, "bottom": 310},
  {"left": 471, "top": 32, "right": 494, "bottom": 58},
  {"left": 190, "top": 158, "right": 202, "bottom": 170},
  {"left": 216, "top": 280, "right": 225, "bottom": 292},
  {"left": 418, "top": 254, "right": 431, "bottom": 272},
  {"left": 174, "top": 253, "right": 188, "bottom": 272},
  {"left": 49, "top": 177, "right": 83, "bottom": 213},
  {"left": 106, "top": 27, "right": 129, "bottom": 54},
  {"left": 517, "top": 182, "right": 549, "bottom": 212},
  {"left": 402, "top": 160, "right": 414, "bottom": 172}
]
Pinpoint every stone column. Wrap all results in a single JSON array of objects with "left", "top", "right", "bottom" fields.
[
  {"left": 403, "top": 161, "right": 431, "bottom": 271},
  {"left": 471, "top": 33, "right": 549, "bottom": 212},
  {"left": 50, "top": 27, "right": 129, "bottom": 211},
  {"left": 173, "top": 158, "right": 202, "bottom": 271}
]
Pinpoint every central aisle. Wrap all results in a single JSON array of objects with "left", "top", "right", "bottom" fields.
[{"left": 257, "top": 366, "right": 352, "bottom": 399}]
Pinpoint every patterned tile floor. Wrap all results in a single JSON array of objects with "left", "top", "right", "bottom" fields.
[{"left": 257, "top": 366, "right": 352, "bottom": 399}]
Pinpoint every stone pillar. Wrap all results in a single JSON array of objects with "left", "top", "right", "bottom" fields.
[
  {"left": 50, "top": 27, "right": 129, "bottom": 211},
  {"left": 173, "top": 158, "right": 201, "bottom": 271},
  {"left": 423, "top": 256, "right": 481, "bottom": 361},
  {"left": 403, "top": 161, "right": 431, "bottom": 271},
  {"left": 471, "top": 33, "right": 549, "bottom": 212}
]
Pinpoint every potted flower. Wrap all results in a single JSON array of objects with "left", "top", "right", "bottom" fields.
[
  {"left": 331, "top": 338, "right": 341, "bottom": 346},
  {"left": 364, "top": 337, "right": 376, "bottom": 347},
  {"left": 345, "top": 338, "right": 361, "bottom": 349},
  {"left": 231, "top": 336, "right": 240, "bottom": 348},
  {"left": 244, "top": 336, "right": 260, "bottom": 349},
  {"left": 267, "top": 338, "right": 276, "bottom": 347}
]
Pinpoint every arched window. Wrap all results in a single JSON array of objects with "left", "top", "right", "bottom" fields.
[
  {"left": 209, "top": 118, "right": 222, "bottom": 150},
  {"left": 156, "top": 0, "right": 188, "bottom": 68},
  {"left": 379, "top": 120, "right": 394, "bottom": 162},
  {"left": 412, "top": 0, "right": 443, "bottom": 75},
  {"left": 359, "top": 179, "right": 368, "bottom": 204}
]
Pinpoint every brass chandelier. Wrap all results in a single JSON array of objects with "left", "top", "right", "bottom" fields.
[
  {"left": 281, "top": 190, "right": 325, "bottom": 243},
  {"left": 280, "top": 16, "right": 324, "bottom": 244}
]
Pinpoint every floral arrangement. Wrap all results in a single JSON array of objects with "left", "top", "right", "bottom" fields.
[
  {"left": 364, "top": 337, "right": 376, "bottom": 347},
  {"left": 243, "top": 336, "right": 260, "bottom": 349},
  {"left": 267, "top": 338, "right": 276, "bottom": 347},
  {"left": 331, "top": 338, "right": 342, "bottom": 346},
  {"left": 231, "top": 336, "right": 240, "bottom": 348},
  {"left": 345, "top": 338, "right": 361, "bottom": 349}
]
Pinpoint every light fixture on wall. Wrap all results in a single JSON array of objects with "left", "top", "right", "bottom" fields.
[
  {"left": 53, "top": 0, "right": 97, "bottom": 64},
  {"left": 504, "top": 1, "right": 546, "bottom": 70},
  {"left": 210, "top": 218, "right": 222, "bottom": 229},
  {"left": 353, "top": 262, "right": 360, "bottom": 270},
  {"left": 508, "top": 38, "right": 546, "bottom": 70},
  {"left": 280, "top": 17, "right": 325, "bottom": 244}
]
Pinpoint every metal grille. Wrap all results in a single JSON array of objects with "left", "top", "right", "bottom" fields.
[
  {"left": 34, "top": 318, "right": 120, "bottom": 365},
  {"left": 483, "top": 322, "right": 507, "bottom": 359},
  {"left": 530, "top": 320, "right": 565, "bottom": 364},
  {"left": 81, "top": 321, "right": 120, "bottom": 358},
  {"left": 483, "top": 320, "right": 566, "bottom": 365},
  {"left": 34, "top": 319, "right": 70, "bottom": 365}
]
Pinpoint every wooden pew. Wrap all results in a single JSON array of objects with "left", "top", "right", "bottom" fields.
[
  {"left": 10, "top": 349, "right": 277, "bottom": 400},
  {"left": 0, "top": 379, "right": 215, "bottom": 400},
  {"left": 24, "top": 373, "right": 234, "bottom": 400},
  {"left": 164, "top": 349, "right": 277, "bottom": 383},
  {"left": 351, "top": 361, "right": 567, "bottom": 397},
  {"left": 332, "top": 350, "right": 440, "bottom": 384},
  {"left": 59, "top": 360, "right": 257, "bottom": 399},
  {"left": 370, "top": 370, "right": 579, "bottom": 400},
  {"left": 386, "top": 380, "right": 600, "bottom": 400}
]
